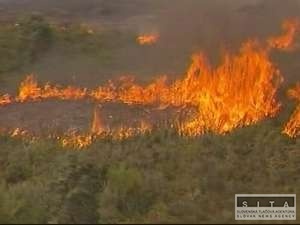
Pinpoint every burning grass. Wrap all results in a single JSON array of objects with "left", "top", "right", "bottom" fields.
[
  {"left": 268, "top": 19, "right": 300, "bottom": 50},
  {"left": 0, "top": 19, "right": 299, "bottom": 148},
  {"left": 283, "top": 83, "right": 300, "bottom": 137},
  {"left": 0, "top": 120, "right": 299, "bottom": 223}
]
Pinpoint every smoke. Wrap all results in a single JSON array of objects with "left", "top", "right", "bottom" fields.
[
  {"left": 129, "top": 0, "right": 300, "bottom": 82},
  {"left": 146, "top": 1, "right": 299, "bottom": 56},
  {"left": 1, "top": 0, "right": 299, "bottom": 84}
]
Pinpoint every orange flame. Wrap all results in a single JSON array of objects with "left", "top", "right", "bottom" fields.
[
  {"left": 8, "top": 40, "right": 283, "bottom": 137},
  {"left": 0, "top": 94, "right": 13, "bottom": 106},
  {"left": 94, "top": 41, "right": 283, "bottom": 136},
  {"left": 60, "top": 132, "right": 93, "bottom": 149},
  {"left": 60, "top": 120, "right": 152, "bottom": 149},
  {"left": 283, "top": 83, "right": 300, "bottom": 138},
  {"left": 178, "top": 42, "right": 282, "bottom": 135},
  {"left": 91, "top": 104, "right": 106, "bottom": 135},
  {"left": 6, "top": 19, "right": 297, "bottom": 109},
  {"left": 17, "top": 75, "right": 88, "bottom": 102},
  {"left": 137, "top": 34, "right": 159, "bottom": 45},
  {"left": 0, "top": 19, "right": 299, "bottom": 148},
  {"left": 268, "top": 19, "right": 300, "bottom": 50}
]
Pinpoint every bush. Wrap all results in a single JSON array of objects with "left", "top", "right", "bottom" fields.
[
  {"left": 17, "top": 14, "right": 54, "bottom": 61},
  {"left": 0, "top": 14, "right": 53, "bottom": 74},
  {"left": 0, "top": 114, "right": 299, "bottom": 224}
]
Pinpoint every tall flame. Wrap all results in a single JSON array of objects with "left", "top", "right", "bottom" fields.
[
  {"left": 283, "top": 83, "right": 300, "bottom": 138},
  {"left": 93, "top": 40, "right": 283, "bottom": 135},
  {"left": 177, "top": 42, "right": 282, "bottom": 135},
  {"left": 0, "top": 19, "right": 299, "bottom": 148},
  {"left": 4, "top": 40, "right": 284, "bottom": 136}
]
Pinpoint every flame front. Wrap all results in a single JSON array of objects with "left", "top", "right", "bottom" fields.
[
  {"left": 283, "top": 84, "right": 300, "bottom": 138},
  {"left": 17, "top": 75, "right": 88, "bottom": 102},
  {"left": 0, "top": 19, "right": 299, "bottom": 148},
  {"left": 61, "top": 121, "right": 152, "bottom": 149},
  {"left": 1, "top": 41, "right": 283, "bottom": 136},
  {"left": 177, "top": 42, "right": 282, "bottom": 135},
  {"left": 94, "top": 40, "right": 283, "bottom": 135}
]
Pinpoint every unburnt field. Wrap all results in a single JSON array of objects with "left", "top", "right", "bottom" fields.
[{"left": 0, "top": 0, "right": 299, "bottom": 224}]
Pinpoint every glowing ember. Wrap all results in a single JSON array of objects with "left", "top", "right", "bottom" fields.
[
  {"left": 0, "top": 94, "right": 13, "bottom": 106},
  {"left": 283, "top": 83, "right": 300, "bottom": 138},
  {"left": 11, "top": 128, "right": 28, "bottom": 137},
  {"left": 113, "top": 120, "right": 152, "bottom": 140},
  {"left": 137, "top": 34, "right": 159, "bottom": 45},
  {"left": 60, "top": 132, "right": 93, "bottom": 149}
]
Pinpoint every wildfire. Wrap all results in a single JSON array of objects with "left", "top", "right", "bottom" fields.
[
  {"left": 93, "top": 40, "right": 283, "bottom": 135},
  {"left": 177, "top": 42, "right": 282, "bottom": 135},
  {"left": 112, "top": 120, "right": 152, "bottom": 140},
  {"left": 0, "top": 19, "right": 299, "bottom": 148},
  {"left": 8, "top": 19, "right": 298, "bottom": 109},
  {"left": 17, "top": 75, "right": 88, "bottom": 103},
  {"left": 91, "top": 104, "right": 106, "bottom": 134},
  {"left": 11, "top": 128, "right": 29, "bottom": 137},
  {"left": 268, "top": 19, "right": 300, "bottom": 50},
  {"left": 90, "top": 103, "right": 152, "bottom": 139},
  {"left": 283, "top": 84, "right": 300, "bottom": 138},
  {"left": 61, "top": 120, "right": 152, "bottom": 149},
  {"left": 60, "top": 132, "right": 93, "bottom": 149},
  {"left": 137, "top": 34, "right": 159, "bottom": 45},
  {"left": 4, "top": 41, "right": 283, "bottom": 137},
  {"left": 0, "top": 94, "right": 12, "bottom": 106}
]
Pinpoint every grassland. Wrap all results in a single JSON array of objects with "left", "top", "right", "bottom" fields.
[
  {"left": 0, "top": 118, "right": 299, "bottom": 223},
  {"left": 0, "top": 14, "right": 136, "bottom": 91},
  {"left": 0, "top": 14, "right": 299, "bottom": 224}
]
